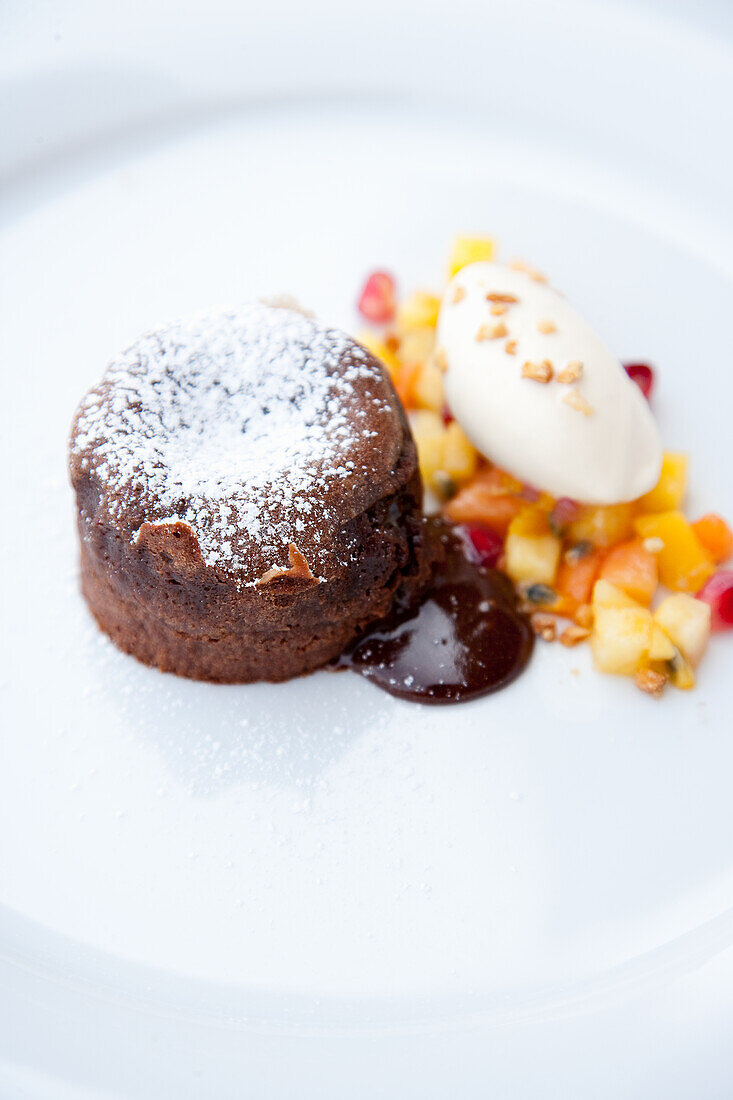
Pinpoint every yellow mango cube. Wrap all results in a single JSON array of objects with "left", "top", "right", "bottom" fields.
[
  {"left": 591, "top": 606, "right": 653, "bottom": 675},
  {"left": 634, "top": 511, "right": 715, "bottom": 592},
  {"left": 568, "top": 503, "right": 634, "bottom": 548},
  {"left": 442, "top": 422, "right": 478, "bottom": 482},
  {"left": 505, "top": 511, "right": 561, "bottom": 585},
  {"left": 447, "top": 236, "right": 496, "bottom": 279},
  {"left": 509, "top": 507, "right": 552, "bottom": 539},
  {"left": 638, "top": 452, "right": 688, "bottom": 513},
  {"left": 397, "top": 292, "right": 441, "bottom": 332}
]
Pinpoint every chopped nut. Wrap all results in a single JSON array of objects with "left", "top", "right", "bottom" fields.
[
  {"left": 563, "top": 388, "right": 594, "bottom": 415},
  {"left": 505, "top": 339, "right": 518, "bottom": 356},
  {"left": 635, "top": 668, "right": 668, "bottom": 698},
  {"left": 560, "top": 624, "right": 591, "bottom": 647},
  {"left": 256, "top": 543, "right": 320, "bottom": 586},
  {"left": 537, "top": 319, "right": 556, "bottom": 334},
  {"left": 530, "top": 613, "right": 557, "bottom": 642},
  {"left": 433, "top": 347, "right": 448, "bottom": 374},
  {"left": 452, "top": 284, "right": 466, "bottom": 304},
  {"left": 557, "top": 360, "right": 583, "bottom": 383},
  {"left": 486, "top": 292, "right": 518, "bottom": 304},
  {"left": 575, "top": 603, "right": 594, "bottom": 629},
  {"left": 509, "top": 259, "right": 548, "bottom": 283},
  {"left": 477, "top": 321, "right": 508, "bottom": 341},
  {"left": 490, "top": 303, "right": 508, "bottom": 316},
  {"left": 522, "top": 359, "right": 553, "bottom": 383},
  {"left": 643, "top": 536, "right": 665, "bottom": 554}
]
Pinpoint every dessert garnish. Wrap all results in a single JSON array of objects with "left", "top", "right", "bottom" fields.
[{"left": 356, "top": 236, "right": 732, "bottom": 698}]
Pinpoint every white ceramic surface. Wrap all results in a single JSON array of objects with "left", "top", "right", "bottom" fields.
[{"left": 1, "top": 1, "right": 732, "bottom": 1096}]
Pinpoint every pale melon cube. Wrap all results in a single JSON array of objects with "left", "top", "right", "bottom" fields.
[
  {"left": 442, "top": 421, "right": 478, "bottom": 482},
  {"left": 654, "top": 594, "right": 711, "bottom": 667},
  {"left": 592, "top": 578, "right": 641, "bottom": 610},
  {"left": 408, "top": 410, "right": 445, "bottom": 487},
  {"left": 649, "top": 624, "right": 676, "bottom": 662},
  {"left": 399, "top": 327, "right": 436, "bottom": 366},
  {"left": 590, "top": 606, "right": 653, "bottom": 675},
  {"left": 412, "top": 357, "right": 445, "bottom": 412}
]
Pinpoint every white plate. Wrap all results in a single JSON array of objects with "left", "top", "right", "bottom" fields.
[{"left": 2, "top": 1, "right": 733, "bottom": 1096}]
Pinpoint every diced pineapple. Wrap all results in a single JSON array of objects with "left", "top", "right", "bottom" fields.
[
  {"left": 568, "top": 503, "right": 634, "bottom": 548},
  {"left": 399, "top": 327, "right": 436, "bottom": 366},
  {"left": 505, "top": 510, "right": 561, "bottom": 585},
  {"left": 590, "top": 606, "right": 653, "bottom": 675},
  {"left": 654, "top": 594, "right": 711, "bottom": 667},
  {"left": 638, "top": 452, "right": 688, "bottom": 513},
  {"left": 447, "top": 236, "right": 496, "bottom": 278},
  {"left": 412, "top": 356, "right": 445, "bottom": 412},
  {"left": 408, "top": 410, "right": 478, "bottom": 493},
  {"left": 442, "top": 421, "right": 478, "bottom": 482},
  {"left": 634, "top": 511, "right": 715, "bottom": 592},
  {"left": 397, "top": 292, "right": 441, "bottom": 332},
  {"left": 409, "top": 410, "right": 446, "bottom": 488},
  {"left": 357, "top": 330, "right": 399, "bottom": 377},
  {"left": 592, "top": 578, "right": 641, "bottom": 610},
  {"left": 649, "top": 624, "right": 676, "bottom": 662}
]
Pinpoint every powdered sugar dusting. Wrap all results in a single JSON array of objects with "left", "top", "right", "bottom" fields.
[{"left": 72, "top": 303, "right": 396, "bottom": 578}]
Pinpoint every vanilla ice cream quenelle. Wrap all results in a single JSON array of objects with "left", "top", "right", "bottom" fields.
[{"left": 436, "top": 262, "right": 662, "bottom": 504}]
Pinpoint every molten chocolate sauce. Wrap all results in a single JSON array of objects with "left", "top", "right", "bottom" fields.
[{"left": 335, "top": 519, "right": 534, "bottom": 704}]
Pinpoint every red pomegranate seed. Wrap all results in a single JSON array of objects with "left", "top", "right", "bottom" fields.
[
  {"left": 697, "top": 570, "right": 733, "bottom": 632},
  {"left": 460, "top": 524, "right": 504, "bottom": 569},
  {"left": 549, "top": 496, "right": 580, "bottom": 535},
  {"left": 624, "top": 362, "right": 655, "bottom": 400},
  {"left": 441, "top": 403, "right": 454, "bottom": 426},
  {"left": 357, "top": 271, "right": 396, "bottom": 324}
]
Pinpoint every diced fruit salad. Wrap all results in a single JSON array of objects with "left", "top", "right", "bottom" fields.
[{"left": 355, "top": 237, "right": 733, "bottom": 697}]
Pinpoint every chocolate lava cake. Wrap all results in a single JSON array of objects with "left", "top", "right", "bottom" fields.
[{"left": 68, "top": 303, "right": 428, "bottom": 682}]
